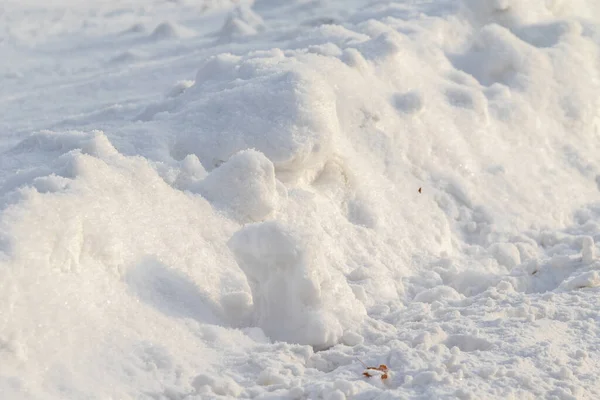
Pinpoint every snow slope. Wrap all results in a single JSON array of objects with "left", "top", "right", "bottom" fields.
[{"left": 1, "top": 0, "right": 600, "bottom": 398}]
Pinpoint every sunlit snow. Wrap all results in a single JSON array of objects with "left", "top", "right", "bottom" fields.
[{"left": 1, "top": 0, "right": 600, "bottom": 398}]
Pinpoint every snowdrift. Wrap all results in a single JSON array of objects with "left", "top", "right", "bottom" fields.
[{"left": 1, "top": 0, "right": 600, "bottom": 398}]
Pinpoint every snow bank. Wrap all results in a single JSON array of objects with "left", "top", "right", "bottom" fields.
[
  {"left": 2, "top": 0, "right": 600, "bottom": 398},
  {"left": 0, "top": 130, "right": 248, "bottom": 397}
]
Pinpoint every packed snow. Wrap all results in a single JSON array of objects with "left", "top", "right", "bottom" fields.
[{"left": 1, "top": 0, "right": 600, "bottom": 398}]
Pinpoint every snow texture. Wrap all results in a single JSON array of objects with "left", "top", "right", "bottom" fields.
[{"left": 1, "top": 0, "right": 600, "bottom": 398}]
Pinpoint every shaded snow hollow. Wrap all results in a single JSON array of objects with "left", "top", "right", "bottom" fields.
[{"left": 1, "top": 0, "right": 600, "bottom": 399}]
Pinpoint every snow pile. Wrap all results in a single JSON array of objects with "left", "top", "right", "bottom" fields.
[
  {"left": 219, "top": 5, "right": 265, "bottom": 41},
  {"left": 170, "top": 50, "right": 339, "bottom": 184},
  {"left": 0, "top": 130, "right": 247, "bottom": 397},
  {"left": 1, "top": 0, "right": 600, "bottom": 398},
  {"left": 229, "top": 221, "right": 366, "bottom": 349},
  {"left": 195, "top": 149, "right": 283, "bottom": 222}
]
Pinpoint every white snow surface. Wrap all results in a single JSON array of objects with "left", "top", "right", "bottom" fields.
[{"left": 1, "top": 0, "right": 600, "bottom": 398}]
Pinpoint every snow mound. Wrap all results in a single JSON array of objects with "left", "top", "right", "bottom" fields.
[
  {"left": 414, "top": 285, "right": 464, "bottom": 303},
  {"left": 108, "top": 49, "right": 146, "bottom": 64},
  {"left": 171, "top": 50, "right": 339, "bottom": 183},
  {"left": 3, "top": 0, "right": 600, "bottom": 398},
  {"left": 219, "top": 5, "right": 265, "bottom": 42},
  {"left": 195, "top": 149, "right": 285, "bottom": 223},
  {"left": 228, "top": 221, "right": 366, "bottom": 349},
  {"left": 0, "top": 130, "right": 249, "bottom": 396},
  {"left": 149, "top": 21, "right": 195, "bottom": 41},
  {"left": 119, "top": 23, "right": 147, "bottom": 35},
  {"left": 449, "top": 23, "right": 550, "bottom": 90}
]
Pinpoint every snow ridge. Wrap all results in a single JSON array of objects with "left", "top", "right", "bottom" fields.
[{"left": 1, "top": 0, "right": 600, "bottom": 398}]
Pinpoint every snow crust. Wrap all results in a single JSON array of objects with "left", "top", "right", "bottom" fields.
[{"left": 1, "top": 0, "right": 600, "bottom": 398}]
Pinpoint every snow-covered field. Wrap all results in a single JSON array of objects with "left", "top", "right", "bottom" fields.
[{"left": 1, "top": 0, "right": 600, "bottom": 398}]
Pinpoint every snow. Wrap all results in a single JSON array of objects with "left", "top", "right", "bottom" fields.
[
  {"left": 1, "top": 0, "right": 600, "bottom": 398},
  {"left": 229, "top": 220, "right": 366, "bottom": 350}
]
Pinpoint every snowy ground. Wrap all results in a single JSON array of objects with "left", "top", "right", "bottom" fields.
[{"left": 1, "top": 0, "right": 600, "bottom": 398}]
